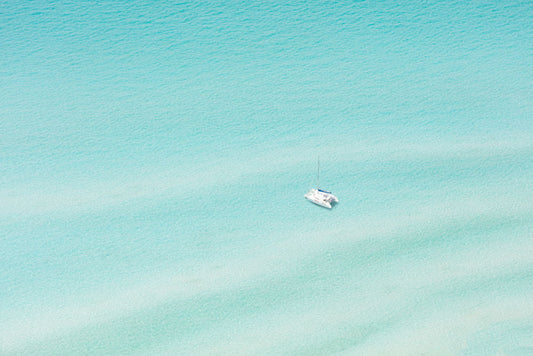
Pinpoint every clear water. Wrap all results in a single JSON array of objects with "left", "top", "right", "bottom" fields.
[{"left": 1, "top": 1, "right": 532, "bottom": 354}]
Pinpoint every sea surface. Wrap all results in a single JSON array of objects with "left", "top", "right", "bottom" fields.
[{"left": 1, "top": 0, "right": 532, "bottom": 354}]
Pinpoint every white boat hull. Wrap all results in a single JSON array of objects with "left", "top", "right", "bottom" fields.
[{"left": 305, "top": 189, "right": 338, "bottom": 209}]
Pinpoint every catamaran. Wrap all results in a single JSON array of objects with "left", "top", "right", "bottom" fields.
[{"left": 305, "top": 157, "right": 338, "bottom": 209}]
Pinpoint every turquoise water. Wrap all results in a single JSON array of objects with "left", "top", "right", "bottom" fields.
[{"left": 1, "top": 0, "right": 532, "bottom": 354}]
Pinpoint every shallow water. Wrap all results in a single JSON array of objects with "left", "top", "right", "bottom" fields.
[{"left": 1, "top": 0, "right": 532, "bottom": 354}]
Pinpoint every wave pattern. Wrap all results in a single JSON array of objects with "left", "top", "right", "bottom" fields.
[
  {"left": 1, "top": 0, "right": 532, "bottom": 354},
  {"left": 1, "top": 141, "right": 532, "bottom": 355}
]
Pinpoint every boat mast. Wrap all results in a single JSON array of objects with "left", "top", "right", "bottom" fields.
[{"left": 317, "top": 156, "right": 320, "bottom": 189}]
